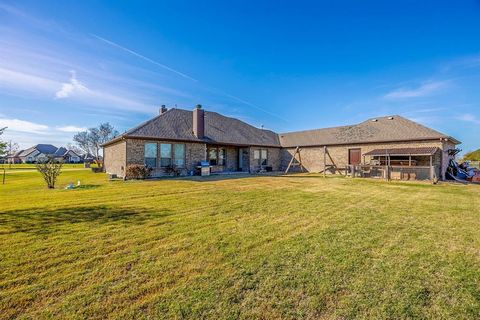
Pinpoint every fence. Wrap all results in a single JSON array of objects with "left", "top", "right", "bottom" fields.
[{"left": 349, "top": 165, "right": 437, "bottom": 182}]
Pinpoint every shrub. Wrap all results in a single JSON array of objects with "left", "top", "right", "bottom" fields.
[
  {"left": 125, "top": 164, "right": 151, "bottom": 180},
  {"left": 35, "top": 158, "right": 63, "bottom": 189},
  {"left": 164, "top": 164, "right": 182, "bottom": 176}
]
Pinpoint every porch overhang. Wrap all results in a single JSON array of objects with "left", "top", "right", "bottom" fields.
[{"left": 364, "top": 147, "right": 439, "bottom": 157}]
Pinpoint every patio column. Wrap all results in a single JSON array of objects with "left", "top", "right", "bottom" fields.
[{"left": 430, "top": 155, "right": 434, "bottom": 182}]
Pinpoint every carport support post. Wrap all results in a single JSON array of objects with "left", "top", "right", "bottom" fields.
[
  {"left": 323, "top": 146, "right": 327, "bottom": 177},
  {"left": 430, "top": 155, "right": 434, "bottom": 183}
]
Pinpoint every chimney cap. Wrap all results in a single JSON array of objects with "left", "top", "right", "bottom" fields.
[
  {"left": 160, "top": 105, "right": 168, "bottom": 114},
  {"left": 195, "top": 104, "right": 202, "bottom": 109}
]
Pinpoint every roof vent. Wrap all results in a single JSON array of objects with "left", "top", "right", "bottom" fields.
[
  {"left": 371, "top": 119, "right": 378, "bottom": 122},
  {"left": 388, "top": 116, "right": 394, "bottom": 120}
]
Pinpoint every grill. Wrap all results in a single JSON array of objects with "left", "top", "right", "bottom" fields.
[{"left": 196, "top": 161, "right": 211, "bottom": 176}]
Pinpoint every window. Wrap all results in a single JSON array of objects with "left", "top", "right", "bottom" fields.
[
  {"left": 208, "top": 147, "right": 226, "bottom": 166},
  {"left": 218, "top": 148, "right": 226, "bottom": 166},
  {"left": 160, "top": 143, "right": 172, "bottom": 167},
  {"left": 254, "top": 149, "right": 268, "bottom": 166},
  {"left": 144, "top": 143, "right": 157, "bottom": 167},
  {"left": 208, "top": 147, "right": 218, "bottom": 165},
  {"left": 260, "top": 149, "right": 268, "bottom": 166},
  {"left": 174, "top": 144, "right": 185, "bottom": 167},
  {"left": 253, "top": 150, "right": 260, "bottom": 160}
]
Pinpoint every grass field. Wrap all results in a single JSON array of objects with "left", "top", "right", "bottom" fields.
[
  {"left": 1, "top": 169, "right": 479, "bottom": 319},
  {"left": 0, "top": 163, "right": 99, "bottom": 171}
]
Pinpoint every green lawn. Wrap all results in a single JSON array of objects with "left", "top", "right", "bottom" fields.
[
  {"left": 1, "top": 170, "right": 479, "bottom": 319},
  {"left": 0, "top": 163, "right": 86, "bottom": 171}
]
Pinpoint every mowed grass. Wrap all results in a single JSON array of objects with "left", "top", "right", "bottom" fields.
[
  {"left": 0, "top": 170, "right": 479, "bottom": 319},
  {"left": 0, "top": 163, "right": 86, "bottom": 171}
]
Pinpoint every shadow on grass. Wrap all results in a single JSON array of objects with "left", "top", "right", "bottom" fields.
[
  {"left": 0, "top": 205, "right": 173, "bottom": 235},
  {"left": 71, "top": 184, "right": 101, "bottom": 190},
  {"left": 160, "top": 172, "right": 285, "bottom": 183}
]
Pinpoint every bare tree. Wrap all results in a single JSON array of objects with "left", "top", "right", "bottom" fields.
[
  {"left": 0, "top": 127, "right": 7, "bottom": 157},
  {"left": 6, "top": 140, "right": 19, "bottom": 155},
  {"left": 36, "top": 158, "right": 63, "bottom": 189},
  {"left": 66, "top": 143, "right": 84, "bottom": 155},
  {"left": 73, "top": 123, "right": 118, "bottom": 165}
]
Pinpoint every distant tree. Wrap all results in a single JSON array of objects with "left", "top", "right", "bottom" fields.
[
  {"left": 36, "top": 158, "right": 63, "bottom": 189},
  {"left": 0, "top": 127, "right": 7, "bottom": 157},
  {"left": 66, "top": 143, "right": 84, "bottom": 155},
  {"left": 73, "top": 123, "right": 118, "bottom": 165},
  {"left": 6, "top": 140, "right": 19, "bottom": 155}
]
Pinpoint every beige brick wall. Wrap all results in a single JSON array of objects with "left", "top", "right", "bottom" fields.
[
  {"left": 104, "top": 140, "right": 126, "bottom": 177},
  {"left": 248, "top": 147, "right": 281, "bottom": 172},
  {"left": 209, "top": 146, "right": 238, "bottom": 173},
  {"left": 281, "top": 140, "right": 453, "bottom": 179},
  {"left": 126, "top": 139, "right": 206, "bottom": 177}
]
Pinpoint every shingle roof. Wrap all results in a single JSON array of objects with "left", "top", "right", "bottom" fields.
[
  {"left": 53, "top": 147, "right": 68, "bottom": 156},
  {"left": 278, "top": 115, "right": 458, "bottom": 147},
  {"left": 123, "top": 108, "right": 280, "bottom": 147},
  {"left": 104, "top": 111, "right": 460, "bottom": 148},
  {"left": 364, "top": 147, "right": 439, "bottom": 156},
  {"left": 18, "top": 144, "right": 59, "bottom": 157}
]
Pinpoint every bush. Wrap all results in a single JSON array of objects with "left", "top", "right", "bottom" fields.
[
  {"left": 164, "top": 164, "right": 182, "bottom": 176},
  {"left": 35, "top": 158, "right": 63, "bottom": 189},
  {"left": 125, "top": 164, "right": 151, "bottom": 180}
]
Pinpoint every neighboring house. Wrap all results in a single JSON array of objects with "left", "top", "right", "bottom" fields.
[
  {"left": 53, "top": 147, "right": 81, "bottom": 163},
  {"left": 6, "top": 150, "right": 23, "bottom": 164},
  {"left": 13, "top": 144, "right": 82, "bottom": 163},
  {"left": 17, "top": 144, "right": 58, "bottom": 163},
  {"left": 103, "top": 105, "right": 460, "bottom": 180}
]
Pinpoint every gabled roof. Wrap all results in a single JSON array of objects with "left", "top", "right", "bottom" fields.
[
  {"left": 18, "top": 144, "right": 59, "bottom": 157},
  {"left": 278, "top": 115, "right": 460, "bottom": 147},
  {"left": 116, "top": 108, "right": 280, "bottom": 147},
  {"left": 103, "top": 111, "right": 460, "bottom": 148},
  {"left": 54, "top": 147, "right": 68, "bottom": 156}
]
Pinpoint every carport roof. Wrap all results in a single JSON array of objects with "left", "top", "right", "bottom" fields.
[{"left": 364, "top": 147, "right": 439, "bottom": 156}]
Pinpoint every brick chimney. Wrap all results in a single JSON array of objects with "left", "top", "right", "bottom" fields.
[
  {"left": 159, "top": 105, "right": 167, "bottom": 114},
  {"left": 193, "top": 104, "right": 204, "bottom": 139}
]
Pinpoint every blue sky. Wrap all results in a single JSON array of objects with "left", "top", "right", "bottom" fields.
[{"left": 1, "top": 1, "right": 479, "bottom": 153}]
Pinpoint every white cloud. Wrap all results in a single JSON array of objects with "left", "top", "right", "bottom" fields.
[
  {"left": 0, "top": 118, "right": 49, "bottom": 134},
  {"left": 55, "top": 70, "right": 88, "bottom": 99},
  {"left": 384, "top": 81, "right": 448, "bottom": 99},
  {"left": 457, "top": 113, "right": 480, "bottom": 125},
  {"left": 56, "top": 125, "right": 87, "bottom": 132}
]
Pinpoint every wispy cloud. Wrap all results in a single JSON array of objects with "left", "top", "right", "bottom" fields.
[
  {"left": 0, "top": 67, "right": 59, "bottom": 94},
  {"left": 456, "top": 113, "right": 480, "bottom": 125},
  {"left": 56, "top": 125, "right": 87, "bottom": 132},
  {"left": 0, "top": 67, "right": 154, "bottom": 112},
  {"left": 384, "top": 81, "right": 449, "bottom": 99},
  {"left": 91, "top": 34, "right": 287, "bottom": 122},
  {"left": 55, "top": 70, "right": 88, "bottom": 99},
  {"left": 92, "top": 34, "right": 199, "bottom": 82}
]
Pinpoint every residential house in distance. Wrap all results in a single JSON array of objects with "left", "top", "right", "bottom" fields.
[
  {"left": 7, "top": 144, "right": 81, "bottom": 164},
  {"left": 103, "top": 105, "right": 460, "bottom": 181}
]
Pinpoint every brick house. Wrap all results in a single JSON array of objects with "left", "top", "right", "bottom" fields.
[{"left": 103, "top": 105, "right": 460, "bottom": 180}]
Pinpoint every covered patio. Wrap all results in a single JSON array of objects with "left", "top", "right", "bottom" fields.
[{"left": 352, "top": 147, "right": 440, "bottom": 182}]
